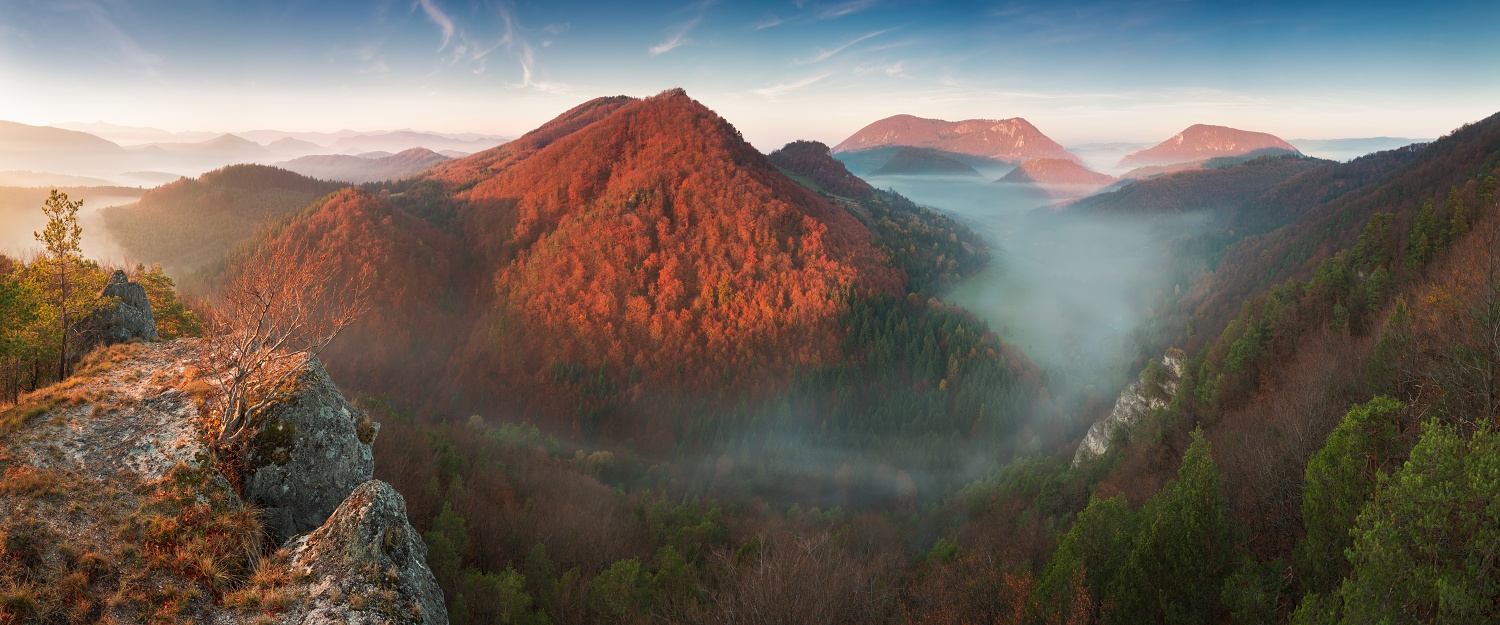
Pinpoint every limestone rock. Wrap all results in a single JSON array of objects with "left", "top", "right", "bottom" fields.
[
  {"left": 0, "top": 339, "right": 444, "bottom": 624},
  {"left": 244, "top": 355, "right": 378, "bottom": 543},
  {"left": 72, "top": 270, "right": 159, "bottom": 358},
  {"left": 1073, "top": 349, "right": 1186, "bottom": 467},
  {"left": 279, "top": 480, "right": 448, "bottom": 625}
]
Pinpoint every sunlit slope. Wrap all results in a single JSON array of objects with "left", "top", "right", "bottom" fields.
[
  {"left": 100, "top": 164, "right": 345, "bottom": 278},
  {"left": 225, "top": 90, "right": 1008, "bottom": 449}
]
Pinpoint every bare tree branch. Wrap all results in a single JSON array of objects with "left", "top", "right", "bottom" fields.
[{"left": 198, "top": 244, "right": 371, "bottom": 451}]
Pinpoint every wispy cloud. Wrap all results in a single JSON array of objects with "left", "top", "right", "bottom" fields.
[
  {"left": 793, "top": 28, "right": 891, "bottom": 64},
  {"left": 650, "top": 0, "right": 715, "bottom": 56},
  {"left": 416, "top": 0, "right": 456, "bottom": 50},
  {"left": 753, "top": 72, "right": 833, "bottom": 99},
  {"left": 816, "top": 0, "right": 877, "bottom": 20},
  {"left": 494, "top": 2, "right": 569, "bottom": 93},
  {"left": 854, "top": 62, "right": 908, "bottom": 78},
  {"left": 753, "top": 14, "right": 785, "bottom": 30},
  {"left": 408, "top": 0, "right": 570, "bottom": 93},
  {"left": 64, "top": 1, "right": 162, "bottom": 78},
  {"left": 752, "top": 0, "right": 876, "bottom": 31},
  {"left": 336, "top": 40, "right": 390, "bottom": 75}
]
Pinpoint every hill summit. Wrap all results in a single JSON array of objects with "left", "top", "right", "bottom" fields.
[
  {"left": 871, "top": 147, "right": 982, "bottom": 176},
  {"left": 832, "top": 114, "right": 1079, "bottom": 164},
  {"left": 998, "top": 158, "right": 1115, "bottom": 189},
  {"left": 1119, "top": 124, "right": 1298, "bottom": 167}
]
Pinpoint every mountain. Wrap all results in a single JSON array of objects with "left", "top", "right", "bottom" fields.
[
  {"left": 100, "top": 164, "right": 345, "bottom": 277},
  {"left": 53, "top": 121, "right": 219, "bottom": 145},
  {"left": 870, "top": 147, "right": 982, "bottom": 176},
  {"left": 0, "top": 121, "right": 129, "bottom": 174},
  {"left": 833, "top": 114, "right": 1080, "bottom": 164},
  {"left": 140, "top": 133, "right": 273, "bottom": 161},
  {"left": 997, "top": 158, "right": 1116, "bottom": 190},
  {"left": 328, "top": 130, "right": 507, "bottom": 154},
  {"left": 0, "top": 170, "right": 117, "bottom": 187},
  {"left": 426, "top": 89, "right": 900, "bottom": 423},
  {"left": 266, "top": 136, "right": 326, "bottom": 157},
  {"left": 276, "top": 147, "right": 449, "bottom": 183},
  {"left": 766, "top": 140, "right": 874, "bottom": 200},
  {"left": 1119, "top": 124, "right": 1299, "bottom": 168},
  {"left": 221, "top": 89, "right": 1037, "bottom": 458},
  {"left": 1067, "top": 154, "right": 1327, "bottom": 214}
]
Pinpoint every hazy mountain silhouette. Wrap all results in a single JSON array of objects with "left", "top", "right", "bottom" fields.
[
  {"left": 834, "top": 114, "right": 1080, "bottom": 164},
  {"left": 1119, "top": 124, "right": 1299, "bottom": 167}
]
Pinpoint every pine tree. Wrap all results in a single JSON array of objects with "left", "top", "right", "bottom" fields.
[
  {"left": 1450, "top": 193, "right": 1471, "bottom": 240},
  {"left": 1408, "top": 199, "right": 1438, "bottom": 269},
  {"left": 33, "top": 189, "right": 83, "bottom": 380}
]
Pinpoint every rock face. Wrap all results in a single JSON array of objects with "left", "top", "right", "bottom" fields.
[
  {"left": 0, "top": 340, "right": 444, "bottom": 624},
  {"left": 245, "top": 355, "right": 377, "bottom": 543},
  {"left": 833, "top": 114, "right": 1080, "bottom": 164},
  {"left": 1073, "top": 349, "right": 1186, "bottom": 467},
  {"left": 280, "top": 481, "right": 449, "bottom": 625},
  {"left": 1119, "top": 124, "right": 1298, "bottom": 168},
  {"left": 82, "top": 270, "right": 159, "bottom": 348}
]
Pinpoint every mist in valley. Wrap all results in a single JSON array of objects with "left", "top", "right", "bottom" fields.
[
  {"left": 0, "top": 187, "right": 140, "bottom": 264},
  {"left": 857, "top": 170, "right": 1213, "bottom": 430}
]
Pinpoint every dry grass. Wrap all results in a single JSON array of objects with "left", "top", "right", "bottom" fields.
[
  {"left": 74, "top": 342, "right": 147, "bottom": 377},
  {"left": 0, "top": 454, "right": 267, "bottom": 625},
  {"left": 0, "top": 465, "right": 67, "bottom": 498}
]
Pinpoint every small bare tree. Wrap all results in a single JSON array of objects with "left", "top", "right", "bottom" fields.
[{"left": 199, "top": 243, "right": 370, "bottom": 450}]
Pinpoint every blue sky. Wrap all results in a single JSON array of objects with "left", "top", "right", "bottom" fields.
[{"left": 1, "top": 0, "right": 1496, "bottom": 149}]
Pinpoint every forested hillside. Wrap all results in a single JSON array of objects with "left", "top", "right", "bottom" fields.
[
  {"left": 926, "top": 111, "right": 1500, "bottom": 624},
  {"left": 100, "top": 164, "right": 346, "bottom": 279}
]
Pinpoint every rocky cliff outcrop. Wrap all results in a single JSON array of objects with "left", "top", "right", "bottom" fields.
[
  {"left": 0, "top": 340, "right": 444, "bottom": 624},
  {"left": 245, "top": 355, "right": 377, "bottom": 543},
  {"left": 274, "top": 481, "right": 448, "bottom": 624},
  {"left": 70, "top": 270, "right": 159, "bottom": 362},
  {"left": 1073, "top": 349, "right": 1186, "bottom": 466}
]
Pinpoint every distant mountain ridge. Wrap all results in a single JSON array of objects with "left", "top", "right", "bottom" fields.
[
  {"left": 1119, "top": 124, "right": 1298, "bottom": 167},
  {"left": 833, "top": 114, "right": 1080, "bottom": 164},
  {"left": 0, "top": 120, "right": 129, "bottom": 174},
  {"left": 276, "top": 148, "right": 449, "bottom": 183},
  {"left": 1070, "top": 154, "right": 1328, "bottom": 214}
]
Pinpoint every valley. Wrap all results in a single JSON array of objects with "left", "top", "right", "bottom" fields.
[{"left": 0, "top": 2, "right": 1496, "bottom": 620}]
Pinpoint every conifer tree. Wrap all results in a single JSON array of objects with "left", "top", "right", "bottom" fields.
[{"left": 33, "top": 189, "right": 84, "bottom": 380}]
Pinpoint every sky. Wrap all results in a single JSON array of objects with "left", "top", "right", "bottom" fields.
[{"left": 1, "top": 0, "right": 1497, "bottom": 150}]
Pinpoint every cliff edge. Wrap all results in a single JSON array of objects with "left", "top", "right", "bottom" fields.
[{"left": 0, "top": 340, "right": 445, "bottom": 624}]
